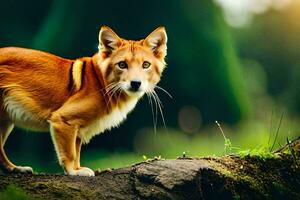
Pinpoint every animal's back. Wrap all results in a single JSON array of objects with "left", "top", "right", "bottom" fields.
[
  {"left": 0, "top": 47, "right": 69, "bottom": 68},
  {"left": 0, "top": 47, "right": 74, "bottom": 130}
]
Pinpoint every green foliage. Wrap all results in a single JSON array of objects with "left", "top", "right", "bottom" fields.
[
  {"left": 0, "top": 0, "right": 300, "bottom": 174},
  {"left": 0, "top": 185, "right": 32, "bottom": 200}
]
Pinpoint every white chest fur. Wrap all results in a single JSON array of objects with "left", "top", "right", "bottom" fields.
[{"left": 79, "top": 98, "right": 138, "bottom": 143}]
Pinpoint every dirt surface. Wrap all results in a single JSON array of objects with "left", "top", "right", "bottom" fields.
[{"left": 0, "top": 139, "right": 299, "bottom": 200}]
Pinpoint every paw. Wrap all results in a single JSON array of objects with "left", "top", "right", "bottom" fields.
[
  {"left": 77, "top": 167, "right": 95, "bottom": 177},
  {"left": 11, "top": 166, "right": 33, "bottom": 174},
  {"left": 67, "top": 167, "right": 95, "bottom": 177}
]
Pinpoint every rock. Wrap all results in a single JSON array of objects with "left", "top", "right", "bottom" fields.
[{"left": 0, "top": 138, "right": 299, "bottom": 200}]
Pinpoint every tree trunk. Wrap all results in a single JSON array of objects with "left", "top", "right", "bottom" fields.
[{"left": 0, "top": 138, "right": 299, "bottom": 200}]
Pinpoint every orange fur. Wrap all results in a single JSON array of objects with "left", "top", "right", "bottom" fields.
[{"left": 0, "top": 26, "right": 167, "bottom": 176}]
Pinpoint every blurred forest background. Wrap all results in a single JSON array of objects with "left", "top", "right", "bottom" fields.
[{"left": 0, "top": 0, "right": 299, "bottom": 173}]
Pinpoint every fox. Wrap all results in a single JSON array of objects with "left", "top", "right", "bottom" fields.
[{"left": 0, "top": 26, "right": 167, "bottom": 176}]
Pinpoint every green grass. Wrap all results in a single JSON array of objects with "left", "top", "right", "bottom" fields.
[
  {"left": 81, "top": 118, "right": 298, "bottom": 170},
  {"left": 215, "top": 120, "right": 278, "bottom": 160}
]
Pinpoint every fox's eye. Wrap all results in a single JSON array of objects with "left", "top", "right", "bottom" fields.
[
  {"left": 118, "top": 61, "right": 128, "bottom": 69},
  {"left": 142, "top": 61, "right": 151, "bottom": 69}
]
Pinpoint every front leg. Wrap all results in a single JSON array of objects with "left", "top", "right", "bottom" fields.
[
  {"left": 50, "top": 120, "right": 94, "bottom": 176},
  {"left": 74, "top": 137, "right": 82, "bottom": 170},
  {"left": 74, "top": 137, "right": 95, "bottom": 175}
]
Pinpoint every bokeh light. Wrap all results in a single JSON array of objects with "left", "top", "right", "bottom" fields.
[
  {"left": 178, "top": 105, "right": 202, "bottom": 133},
  {"left": 215, "top": 0, "right": 293, "bottom": 27}
]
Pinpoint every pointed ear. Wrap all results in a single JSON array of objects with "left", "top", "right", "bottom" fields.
[
  {"left": 98, "top": 26, "right": 122, "bottom": 57},
  {"left": 144, "top": 27, "right": 167, "bottom": 59}
]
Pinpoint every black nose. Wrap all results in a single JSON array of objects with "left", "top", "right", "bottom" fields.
[{"left": 130, "top": 80, "right": 141, "bottom": 91}]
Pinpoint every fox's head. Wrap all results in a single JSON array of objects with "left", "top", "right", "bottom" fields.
[{"left": 97, "top": 26, "right": 167, "bottom": 98}]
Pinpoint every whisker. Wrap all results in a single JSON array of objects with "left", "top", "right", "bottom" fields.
[
  {"left": 116, "top": 87, "right": 123, "bottom": 108},
  {"left": 104, "top": 83, "right": 118, "bottom": 95},
  {"left": 153, "top": 90, "right": 163, "bottom": 108},
  {"left": 105, "top": 82, "right": 115, "bottom": 89},
  {"left": 155, "top": 85, "right": 173, "bottom": 99},
  {"left": 153, "top": 91, "right": 166, "bottom": 129},
  {"left": 146, "top": 92, "right": 157, "bottom": 134},
  {"left": 106, "top": 84, "right": 122, "bottom": 106},
  {"left": 149, "top": 91, "right": 159, "bottom": 130},
  {"left": 103, "top": 82, "right": 116, "bottom": 92}
]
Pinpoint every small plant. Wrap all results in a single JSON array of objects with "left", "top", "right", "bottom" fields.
[
  {"left": 142, "top": 155, "right": 162, "bottom": 162},
  {"left": 178, "top": 151, "right": 192, "bottom": 158},
  {"left": 142, "top": 155, "right": 148, "bottom": 160},
  {"left": 269, "top": 112, "right": 284, "bottom": 152},
  {"left": 215, "top": 121, "right": 277, "bottom": 159},
  {"left": 215, "top": 121, "right": 239, "bottom": 154}
]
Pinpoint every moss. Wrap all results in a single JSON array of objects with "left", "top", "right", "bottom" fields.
[
  {"left": 0, "top": 185, "right": 33, "bottom": 200},
  {"left": 52, "top": 190, "right": 65, "bottom": 198},
  {"left": 271, "top": 181, "right": 290, "bottom": 197},
  {"left": 237, "top": 147, "right": 278, "bottom": 160},
  {"left": 204, "top": 153, "right": 298, "bottom": 199},
  {"left": 233, "top": 194, "right": 241, "bottom": 200}
]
